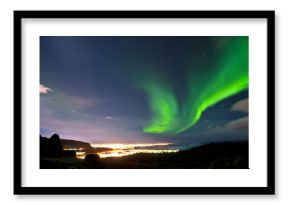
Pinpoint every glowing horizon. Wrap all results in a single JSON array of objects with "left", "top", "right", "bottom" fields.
[{"left": 90, "top": 142, "right": 173, "bottom": 149}]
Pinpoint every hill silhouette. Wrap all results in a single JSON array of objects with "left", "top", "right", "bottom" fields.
[
  {"left": 40, "top": 134, "right": 248, "bottom": 169},
  {"left": 40, "top": 134, "right": 63, "bottom": 158},
  {"left": 61, "top": 138, "right": 112, "bottom": 153},
  {"left": 98, "top": 141, "right": 248, "bottom": 169}
]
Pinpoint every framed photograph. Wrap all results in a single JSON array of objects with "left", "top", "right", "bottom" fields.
[{"left": 14, "top": 10, "right": 275, "bottom": 195}]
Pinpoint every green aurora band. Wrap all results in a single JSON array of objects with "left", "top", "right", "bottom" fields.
[{"left": 136, "top": 37, "right": 248, "bottom": 134}]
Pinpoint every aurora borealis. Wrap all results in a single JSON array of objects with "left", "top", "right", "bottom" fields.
[
  {"left": 137, "top": 37, "right": 248, "bottom": 134},
  {"left": 40, "top": 36, "right": 249, "bottom": 145}
]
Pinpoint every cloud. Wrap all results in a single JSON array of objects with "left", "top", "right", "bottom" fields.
[
  {"left": 42, "top": 91, "right": 100, "bottom": 110},
  {"left": 40, "top": 84, "right": 53, "bottom": 94},
  {"left": 68, "top": 96, "right": 97, "bottom": 109},
  {"left": 226, "top": 117, "right": 248, "bottom": 130},
  {"left": 231, "top": 98, "right": 248, "bottom": 113},
  {"left": 105, "top": 116, "right": 113, "bottom": 120},
  {"left": 226, "top": 98, "right": 249, "bottom": 130}
]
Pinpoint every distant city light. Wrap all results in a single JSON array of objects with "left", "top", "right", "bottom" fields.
[
  {"left": 98, "top": 149, "right": 179, "bottom": 158},
  {"left": 67, "top": 143, "right": 179, "bottom": 159}
]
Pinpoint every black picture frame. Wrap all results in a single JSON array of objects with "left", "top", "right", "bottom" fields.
[{"left": 14, "top": 10, "right": 275, "bottom": 195}]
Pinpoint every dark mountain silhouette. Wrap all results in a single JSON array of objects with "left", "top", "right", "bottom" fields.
[
  {"left": 60, "top": 139, "right": 111, "bottom": 153},
  {"left": 40, "top": 133, "right": 248, "bottom": 169},
  {"left": 40, "top": 134, "right": 63, "bottom": 158}
]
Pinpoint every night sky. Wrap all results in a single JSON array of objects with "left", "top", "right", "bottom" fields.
[{"left": 40, "top": 36, "right": 248, "bottom": 147}]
